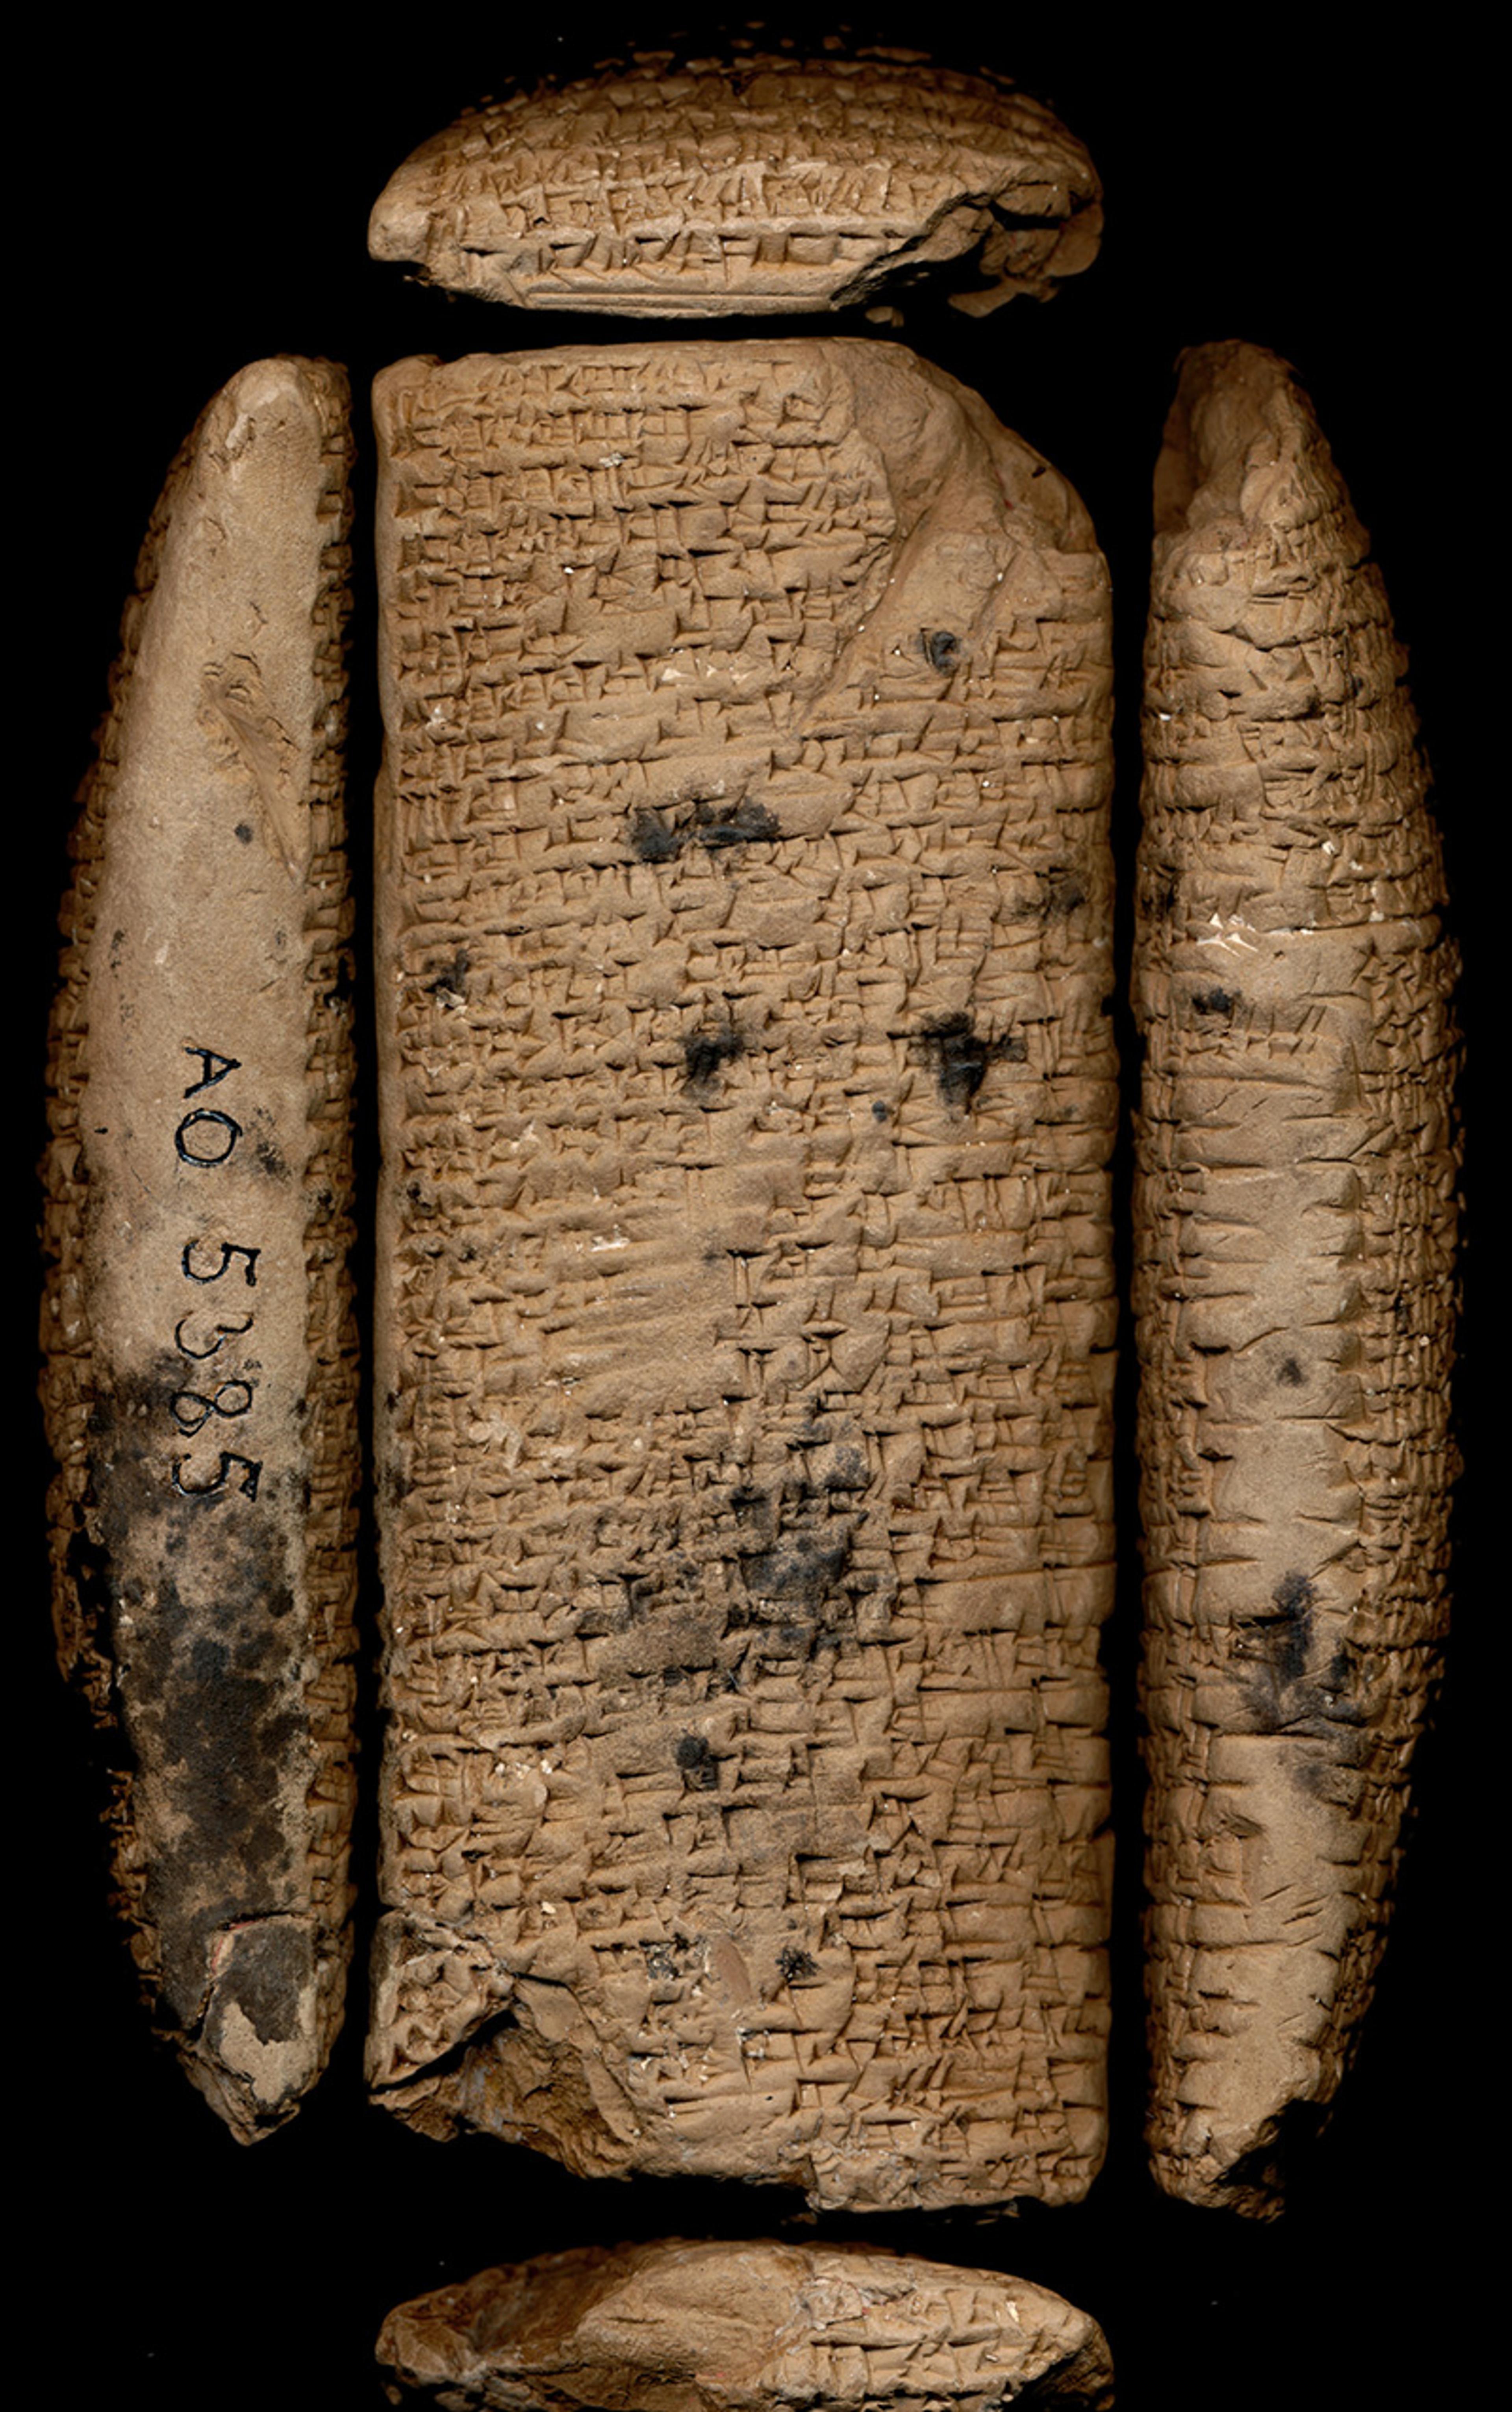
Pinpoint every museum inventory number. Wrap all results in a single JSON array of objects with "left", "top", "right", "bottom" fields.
[{"left": 170, "top": 1044, "right": 263, "bottom": 1502}]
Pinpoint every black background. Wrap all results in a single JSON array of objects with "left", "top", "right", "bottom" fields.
[{"left": 13, "top": 17, "right": 1497, "bottom": 2409}]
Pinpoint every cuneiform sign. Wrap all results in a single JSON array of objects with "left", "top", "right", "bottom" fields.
[
  {"left": 371, "top": 337, "right": 1117, "bottom": 2213},
  {"left": 1135, "top": 341, "right": 1460, "bottom": 2214},
  {"left": 41, "top": 358, "right": 360, "bottom": 2138},
  {"left": 369, "top": 51, "right": 1102, "bottom": 319},
  {"left": 375, "top": 2237, "right": 1116, "bottom": 2411}
]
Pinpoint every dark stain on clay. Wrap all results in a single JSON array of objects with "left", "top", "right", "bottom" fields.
[
  {"left": 147, "top": 1596, "right": 300, "bottom": 2021},
  {"left": 1039, "top": 862, "right": 1087, "bottom": 919},
  {"left": 1150, "top": 864, "right": 1182, "bottom": 923},
  {"left": 1237, "top": 1571, "right": 1316, "bottom": 1689},
  {"left": 379, "top": 1457, "right": 413, "bottom": 1508},
  {"left": 211, "top": 1919, "right": 307, "bottom": 2045},
  {"left": 628, "top": 810, "right": 682, "bottom": 864},
  {"left": 85, "top": 1357, "right": 302, "bottom": 2030},
  {"left": 233, "top": 821, "right": 254, "bottom": 846},
  {"left": 1277, "top": 1356, "right": 1305, "bottom": 1387},
  {"left": 61, "top": 1511, "right": 118, "bottom": 1669},
  {"left": 322, "top": 947, "right": 356, "bottom": 1015},
  {"left": 624, "top": 1572, "right": 662, "bottom": 1622},
  {"left": 912, "top": 1012, "right": 1027, "bottom": 1111},
  {"left": 674, "top": 1733, "right": 720, "bottom": 1791},
  {"left": 740, "top": 1530, "right": 854, "bottom": 1614},
  {"left": 730, "top": 1474, "right": 859, "bottom": 1628},
  {"left": 642, "top": 1932, "right": 697, "bottom": 1982},
  {"left": 778, "top": 1946, "right": 817, "bottom": 1983},
  {"left": 426, "top": 947, "right": 471, "bottom": 1001},
  {"left": 921, "top": 627, "right": 962, "bottom": 674},
  {"left": 1234, "top": 1571, "right": 1314, "bottom": 1736},
  {"left": 1191, "top": 987, "right": 1237, "bottom": 1016},
  {"left": 683, "top": 1022, "right": 743, "bottom": 1093},
  {"left": 254, "top": 1134, "right": 288, "bottom": 1179},
  {"left": 629, "top": 797, "right": 781, "bottom": 862},
  {"left": 1234, "top": 1572, "right": 1371, "bottom": 1744},
  {"left": 662, "top": 1661, "right": 726, "bottom": 1696},
  {"left": 1316, "top": 1642, "right": 1368, "bottom": 1726},
  {"left": 815, "top": 1446, "right": 868, "bottom": 1494}
]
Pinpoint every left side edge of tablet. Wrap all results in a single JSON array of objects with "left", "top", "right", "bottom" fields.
[{"left": 41, "top": 357, "right": 360, "bottom": 2141}]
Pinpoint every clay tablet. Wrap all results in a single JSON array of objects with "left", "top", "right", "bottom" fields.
[
  {"left": 376, "top": 2237, "right": 1116, "bottom": 2410},
  {"left": 371, "top": 337, "right": 1117, "bottom": 2212},
  {"left": 369, "top": 51, "right": 1102, "bottom": 318},
  {"left": 41, "top": 358, "right": 360, "bottom": 2138},
  {"left": 1134, "top": 341, "right": 1460, "bottom": 2213}
]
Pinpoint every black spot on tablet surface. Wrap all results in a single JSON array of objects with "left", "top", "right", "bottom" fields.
[
  {"left": 922, "top": 627, "right": 962, "bottom": 673},
  {"left": 674, "top": 1733, "right": 719, "bottom": 1791},
  {"left": 684, "top": 1023, "right": 743, "bottom": 1092},
  {"left": 913, "top": 1012, "right": 1027, "bottom": 1110}
]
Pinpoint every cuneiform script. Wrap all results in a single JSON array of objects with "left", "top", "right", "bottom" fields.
[
  {"left": 369, "top": 50, "right": 1102, "bottom": 319},
  {"left": 1135, "top": 342, "right": 1461, "bottom": 2214},
  {"left": 371, "top": 339, "right": 1116, "bottom": 2212},
  {"left": 376, "top": 2237, "right": 1117, "bottom": 2410},
  {"left": 41, "top": 358, "right": 359, "bottom": 2139}
]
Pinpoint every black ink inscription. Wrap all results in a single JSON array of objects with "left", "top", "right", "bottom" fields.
[
  {"left": 182, "top": 1045, "right": 242, "bottom": 1096},
  {"left": 171, "top": 1057, "right": 264, "bottom": 1499},
  {"left": 176, "top": 1109, "right": 242, "bottom": 1166},
  {"left": 174, "top": 1311, "right": 253, "bottom": 1361},
  {"left": 170, "top": 1381, "right": 254, "bottom": 1435},
  {"left": 171, "top": 1452, "right": 263, "bottom": 1502},
  {"left": 182, "top": 1240, "right": 259, "bottom": 1286}
]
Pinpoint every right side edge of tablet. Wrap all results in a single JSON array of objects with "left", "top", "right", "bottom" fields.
[{"left": 1133, "top": 337, "right": 1461, "bottom": 2216}]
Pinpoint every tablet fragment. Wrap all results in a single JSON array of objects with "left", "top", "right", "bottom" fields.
[
  {"left": 369, "top": 50, "right": 1102, "bottom": 318},
  {"left": 1134, "top": 340, "right": 1460, "bottom": 2214},
  {"left": 376, "top": 2238, "right": 1116, "bottom": 2410},
  {"left": 370, "top": 336, "right": 1117, "bottom": 2212},
  {"left": 41, "top": 357, "right": 360, "bottom": 2138}
]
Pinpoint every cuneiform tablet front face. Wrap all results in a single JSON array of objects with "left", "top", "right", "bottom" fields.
[
  {"left": 41, "top": 359, "right": 359, "bottom": 2138},
  {"left": 371, "top": 339, "right": 1116, "bottom": 2212},
  {"left": 1135, "top": 343, "right": 1461, "bottom": 2214}
]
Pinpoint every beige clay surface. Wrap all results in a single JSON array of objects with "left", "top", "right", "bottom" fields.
[
  {"left": 41, "top": 358, "right": 359, "bottom": 2138},
  {"left": 370, "top": 336, "right": 1117, "bottom": 2212},
  {"left": 1135, "top": 341, "right": 1460, "bottom": 2213},
  {"left": 369, "top": 51, "right": 1101, "bottom": 319},
  {"left": 376, "top": 2236, "right": 1116, "bottom": 2410}
]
